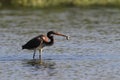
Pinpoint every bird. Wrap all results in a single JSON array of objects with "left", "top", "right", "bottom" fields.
[{"left": 22, "top": 31, "right": 69, "bottom": 62}]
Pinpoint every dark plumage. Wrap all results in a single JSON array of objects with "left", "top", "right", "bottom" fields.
[
  {"left": 22, "top": 35, "right": 42, "bottom": 49},
  {"left": 22, "top": 31, "right": 69, "bottom": 62}
]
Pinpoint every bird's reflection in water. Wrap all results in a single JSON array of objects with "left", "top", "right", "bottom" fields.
[
  {"left": 26, "top": 59, "right": 56, "bottom": 69},
  {"left": 23, "top": 59, "right": 57, "bottom": 76}
]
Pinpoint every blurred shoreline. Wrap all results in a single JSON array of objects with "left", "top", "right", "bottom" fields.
[{"left": 0, "top": 0, "right": 120, "bottom": 9}]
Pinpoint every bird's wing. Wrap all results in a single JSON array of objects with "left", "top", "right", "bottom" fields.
[{"left": 23, "top": 35, "right": 43, "bottom": 49}]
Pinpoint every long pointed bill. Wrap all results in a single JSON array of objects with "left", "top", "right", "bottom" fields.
[{"left": 54, "top": 32, "right": 70, "bottom": 40}]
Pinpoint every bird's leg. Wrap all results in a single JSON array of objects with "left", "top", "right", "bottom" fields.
[
  {"left": 39, "top": 49, "right": 42, "bottom": 60},
  {"left": 39, "top": 49, "right": 43, "bottom": 64},
  {"left": 33, "top": 49, "right": 36, "bottom": 60}
]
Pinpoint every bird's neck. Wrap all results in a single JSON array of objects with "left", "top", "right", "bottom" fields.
[{"left": 46, "top": 36, "right": 54, "bottom": 46}]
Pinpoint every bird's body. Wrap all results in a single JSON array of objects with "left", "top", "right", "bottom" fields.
[
  {"left": 22, "top": 35, "right": 43, "bottom": 50},
  {"left": 22, "top": 35, "right": 53, "bottom": 50},
  {"left": 22, "top": 31, "right": 69, "bottom": 62}
]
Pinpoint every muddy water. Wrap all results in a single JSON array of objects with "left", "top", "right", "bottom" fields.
[{"left": 0, "top": 8, "right": 120, "bottom": 80}]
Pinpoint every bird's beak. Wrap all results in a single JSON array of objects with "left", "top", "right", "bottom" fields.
[{"left": 54, "top": 32, "right": 70, "bottom": 40}]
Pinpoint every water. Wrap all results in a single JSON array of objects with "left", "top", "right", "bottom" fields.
[{"left": 0, "top": 8, "right": 120, "bottom": 80}]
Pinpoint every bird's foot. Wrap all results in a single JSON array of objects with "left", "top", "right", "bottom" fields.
[{"left": 39, "top": 60, "right": 43, "bottom": 65}]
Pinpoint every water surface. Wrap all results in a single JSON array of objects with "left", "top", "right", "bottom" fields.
[{"left": 0, "top": 8, "right": 120, "bottom": 80}]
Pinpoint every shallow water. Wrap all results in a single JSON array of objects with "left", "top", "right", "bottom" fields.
[{"left": 0, "top": 8, "right": 120, "bottom": 80}]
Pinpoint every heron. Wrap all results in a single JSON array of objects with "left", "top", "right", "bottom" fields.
[{"left": 22, "top": 31, "right": 69, "bottom": 63}]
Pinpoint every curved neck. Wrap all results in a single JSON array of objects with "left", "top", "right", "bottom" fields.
[{"left": 46, "top": 35, "right": 54, "bottom": 46}]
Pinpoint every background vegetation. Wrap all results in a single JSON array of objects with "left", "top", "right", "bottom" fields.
[{"left": 0, "top": 0, "right": 120, "bottom": 8}]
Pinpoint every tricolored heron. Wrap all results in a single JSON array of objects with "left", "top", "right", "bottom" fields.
[{"left": 22, "top": 31, "right": 69, "bottom": 62}]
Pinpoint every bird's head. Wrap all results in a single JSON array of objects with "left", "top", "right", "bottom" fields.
[{"left": 47, "top": 31, "right": 70, "bottom": 40}]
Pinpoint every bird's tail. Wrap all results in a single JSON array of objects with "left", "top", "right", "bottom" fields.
[{"left": 22, "top": 45, "right": 25, "bottom": 49}]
